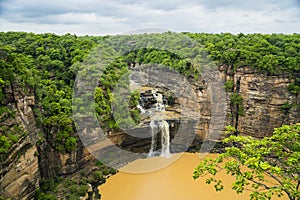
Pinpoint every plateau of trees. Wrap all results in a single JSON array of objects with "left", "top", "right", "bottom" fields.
[
  {"left": 0, "top": 31, "right": 299, "bottom": 154},
  {"left": 0, "top": 31, "right": 299, "bottom": 152}
]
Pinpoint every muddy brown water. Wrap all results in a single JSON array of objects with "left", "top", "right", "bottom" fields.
[{"left": 98, "top": 153, "right": 288, "bottom": 200}]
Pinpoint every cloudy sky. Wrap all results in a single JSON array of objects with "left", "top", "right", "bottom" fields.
[{"left": 0, "top": 0, "right": 299, "bottom": 35}]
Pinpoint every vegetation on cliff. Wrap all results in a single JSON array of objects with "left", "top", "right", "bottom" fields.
[
  {"left": 0, "top": 31, "right": 299, "bottom": 153},
  {"left": 0, "top": 31, "right": 299, "bottom": 199}
]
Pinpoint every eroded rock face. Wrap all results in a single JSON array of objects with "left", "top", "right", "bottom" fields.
[
  {"left": 1, "top": 145, "right": 39, "bottom": 199},
  {"left": 37, "top": 141, "right": 95, "bottom": 179},
  {"left": 0, "top": 84, "right": 40, "bottom": 200},
  {"left": 0, "top": 67, "right": 299, "bottom": 199},
  {"left": 234, "top": 68, "right": 299, "bottom": 137},
  {"left": 0, "top": 84, "right": 98, "bottom": 199}
]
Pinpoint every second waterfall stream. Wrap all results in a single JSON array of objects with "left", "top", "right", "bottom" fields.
[{"left": 138, "top": 90, "right": 171, "bottom": 158}]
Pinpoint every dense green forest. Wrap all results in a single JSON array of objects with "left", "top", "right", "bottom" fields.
[{"left": 0, "top": 31, "right": 299, "bottom": 199}]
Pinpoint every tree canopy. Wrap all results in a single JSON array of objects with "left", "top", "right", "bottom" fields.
[
  {"left": 0, "top": 31, "right": 299, "bottom": 153},
  {"left": 193, "top": 124, "right": 300, "bottom": 200}
]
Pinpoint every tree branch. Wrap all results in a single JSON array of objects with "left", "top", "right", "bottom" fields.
[
  {"left": 246, "top": 177, "right": 277, "bottom": 190},
  {"left": 265, "top": 171, "right": 283, "bottom": 186}
]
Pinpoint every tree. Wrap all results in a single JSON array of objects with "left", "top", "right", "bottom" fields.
[
  {"left": 0, "top": 135, "right": 11, "bottom": 153},
  {"left": 193, "top": 124, "right": 300, "bottom": 200},
  {"left": 65, "top": 137, "right": 77, "bottom": 152}
]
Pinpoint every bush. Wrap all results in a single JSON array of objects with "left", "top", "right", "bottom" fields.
[
  {"left": 230, "top": 93, "right": 243, "bottom": 105},
  {"left": 35, "top": 189, "right": 57, "bottom": 200},
  {"left": 102, "top": 169, "right": 111, "bottom": 176},
  {"left": 93, "top": 171, "right": 103, "bottom": 181},
  {"left": 109, "top": 168, "right": 117, "bottom": 174},
  {"left": 224, "top": 80, "right": 234, "bottom": 92},
  {"left": 77, "top": 185, "right": 88, "bottom": 196},
  {"left": 40, "top": 178, "right": 55, "bottom": 192},
  {"left": 0, "top": 135, "right": 11, "bottom": 153},
  {"left": 288, "top": 82, "right": 300, "bottom": 95},
  {"left": 65, "top": 137, "right": 77, "bottom": 152}
]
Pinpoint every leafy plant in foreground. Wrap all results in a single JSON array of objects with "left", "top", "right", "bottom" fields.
[{"left": 194, "top": 124, "right": 300, "bottom": 200}]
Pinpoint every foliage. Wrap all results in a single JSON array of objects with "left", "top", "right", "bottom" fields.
[
  {"left": 39, "top": 177, "right": 61, "bottom": 192},
  {"left": 224, "top": 80, "right": 234, "bottom": 92},
  {"left": 288, "top": 82, "right": 300, "bottom": 95},
  {"left": 0, "top": 105, "right": 20, "bottom": 157},
  {"left": 64, "top": 137, "right": 77, "bottom": 152},
  {"left": 0, "top": 114, "right": 23, "bottom": 155},
  {"left": 0, "top": 31, "right": 299, "bottom": 154},
  {"left": 230, "top": 93, "right": 243, "bottom": 105},
  {"left": 194, "top": 124, "right": 300, "bottom": 200},
  {"left": 187, "top": 32, "right": 300, "bottom": 77},
  {"left": 37, "top": 176, "right": 90, "bottom": 200},
  {"left": 0, "top": 32, "right": 97, "bottom": 154},
  {"left": 0, "top": 31, "right": 299, "bottom": 199},
  {"left": 34, "top": 190, "right": 57, "bottom": 200},
  {"left": 65, "top": 182, "right": 88, "bottom": 199},
  {"left": 0, "top": 135, "right": 11, "bottom": 153},
  {"left": 90, "top": 160, "right": 116, "bottom": 183},
  {"left": 281, "top": 102, "right": 293, "bottom": 114},
  {"left": 229, "top": 93, "right": 244, "bottom": 116}
]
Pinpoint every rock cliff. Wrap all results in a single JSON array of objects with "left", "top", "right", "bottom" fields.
[
  {"left": 0, "top": 84, "right": 40, "bottom": 199},
  {"left": 233, "top": 67, "right": 299, "bottom": 137},
  {"left": 0, "top": 67, "right": 299, "bottom": 199}
]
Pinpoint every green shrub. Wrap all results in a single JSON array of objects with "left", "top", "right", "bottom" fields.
[
  {"left": 65, "top": 137, "right": 77, "bottom": 152},
  {"left": 224, "top": 80, "right": 234, "bottom": 92},
  {"left": 281, "top": 102, "right": 293, "bottom": 113},
  {"left": 93, "top": 171, "right": 103, "bottom": 181},
  {"left": 35, "top": 189, "right": 57, "bottom": 200},
  {"left": 288, "top": 82, "right": 300, "bottom": 95},
  {"left": 77, "top": 185, "right": 88, "bottom": 196},
  {"left": 102, "top": 169, "right": 111, "bottom": 176},
  {"left": 40, "top": 178, "right": 55, "bottom": 192},
  {"left": 230, "top": 93, "right": 243, "bottom": 105},
  {"left": 109, "top": 168, "right": 117, "bottom": 174},
  {"left": 0, "top": 135, "right": 11, "bottom": 153},
  {"left": 230, "top": 93, "right": 244, "bottom": 116},
  {"left": 8, "top": 133, "right": 18, "bottom": 143}
]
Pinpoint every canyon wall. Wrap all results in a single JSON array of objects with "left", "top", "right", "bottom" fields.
[
  {"left": 233, "top": 67, "right": 299, "bottom": 137},
  {"left": 0, "top": 84, "right": 40, "bottom": 199},
  {"left": 0, "top": 67, "right": 299, "bottom": 199}
]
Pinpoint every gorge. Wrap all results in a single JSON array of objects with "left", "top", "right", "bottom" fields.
[{"left": 0, "top": 32, "right": 299, "bottom": 199}]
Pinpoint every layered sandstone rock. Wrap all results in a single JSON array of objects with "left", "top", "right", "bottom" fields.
[
  {"left": 0, "top": 67, "right": 299, "bottom": 199},
  {"left": 234, "top": 67, "right": 299, "bottom": 137},
  {"left": 0, "top": 84, "right": 40, "bottom": 199}
]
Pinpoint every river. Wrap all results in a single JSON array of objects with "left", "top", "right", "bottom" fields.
[{"left": 98, "top": 153, "right": 288, "bottom": 200}]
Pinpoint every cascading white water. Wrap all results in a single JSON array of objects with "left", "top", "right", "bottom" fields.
[
  {"left": 138, "top": 90, "right": 170, "bottom": 158},
  {"left": 148, "top": 120, "right": 158, "bottom": 157},
  {"left": 137, "top": 104, "right": 147, "bottom": 114},
  {"left": 148, "top": 119, "right": 170, "bottom": 158},
  {"left": 158, "top": 120, "right": 170, "bottom": 157},
  {"left": 154, "top": 93, "right": 165, "bottom": 112}
]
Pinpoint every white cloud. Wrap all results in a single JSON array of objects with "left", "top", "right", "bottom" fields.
[{"left": 0, "top": 0, "right": 299, "bottom": 35}]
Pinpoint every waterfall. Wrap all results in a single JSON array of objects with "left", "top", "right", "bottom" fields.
[
  {"left": 138, "top": 90, "right": 170, "bottom": 158},
  {"left": 154, "top": 93, "right": 165, "bottom": 112},
  {"left": 137, "top": 104, "right": 146, "bottom": 114},
  {"left": 148, "top": 120, "right": 170, "bottom": 158},
  {"left": 148, "top": 120, "right": 158, "bottom": 157},
  {"left": 159, "top": 120, "right": 170, "bottom": 157}
]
